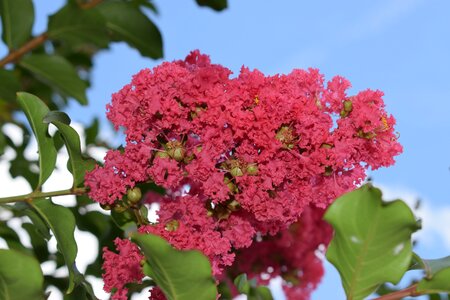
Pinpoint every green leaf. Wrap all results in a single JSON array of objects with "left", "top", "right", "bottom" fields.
[
  {"left": 98, "top": 1, "right": 163, "bottom": 59},
  {"left": 195, "top": 0, "right": 227, "bottom": 11},
  {"left": 43, "top": 111, "right": 71, "bottom": 125},
  {"left": 44, "top": 119, "right": 96, "bottom": 187},
  {"left": 0, "top": 0, "right": 34, "bottom": 49},
  {"left": 411, "top": 253, "right": 450, "bottom": 279},
  {"left": 22, "top": 222, "right": 50, "bottom": 263},
  {"left": 411, "top": 254, "right": 450, "bottom": 294},
  {"left": 132, "top": 233, "right": 217, "bottom": 300},
  {"left": 16, "top": 92, "right": 57, "bottom": 190},
  {"left": 20, "top": 55, "right": 88, "bottom": 105},
  {"left": 0, "top": 221, "right": 29, "bottom": 253},
  {"left": 324, "top": 184, "right": 420, "bottom": 300},
  {"left": 85, "top": 118, "right": 99, "bottom": 145},
  {"left": 417, "top": 268, "right": 450, "bottom": 294},
  {"left": 29, "top": 199, "right": 78, "bottom": 293},
  {"left": 249, "top": 286, "right": 273, "bottom": 300},
  {"left": 48, "top": 3, "right": 108, "bottom": 48},
  {"left": 0, "top": 69, "right": 20, "bottom": 102},
  {"left": 0, "top": 249, "right": 44, "bottom": 300},
  {"left": 234, "top": 274, "right": 251, "bottom": 294}
]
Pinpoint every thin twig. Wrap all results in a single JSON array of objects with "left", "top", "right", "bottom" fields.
[
  {"left": 372, "top": 284, "right": 421, "bottom": 300},
  {"left": 0, "top": 187, "right": 87, "bottom": 204},
  {"left": 0, "top": 33, "right": 48, "bottom": 67}
]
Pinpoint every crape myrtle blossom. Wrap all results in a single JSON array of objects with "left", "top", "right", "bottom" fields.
[{"left": 85, "top": 51, "right": 402, "bottom": 299}]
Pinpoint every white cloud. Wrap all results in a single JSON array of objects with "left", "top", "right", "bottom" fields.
[{"left": 376, "top": 183, "right": 450, "bottom": 253}]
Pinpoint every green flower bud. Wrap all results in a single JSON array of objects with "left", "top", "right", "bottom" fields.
[
  {"left": 165, "top": 220, "right": 180, "bottom": 232},
  {"left": 226, "top": 200, "right": 240, "bottom": 211},
  {"left": 320, "top": 143, "right": 333, "bottom": 149},
  {"left": 343, "top": 100, "right": 353, "bottom": 112},
  {"left": 230, "top": 166, "right": 244, "bottom": 177},
  {"left": 246, "top": 163, "right": 258, "bottom": 175},
  {"left": 127, "top": 187, "right": 142, "bottom": 204},
  {"left": 324, "top": 166, "right": 333, "bottom": 176},
  {"left": 155, "top": 151, "right": 169, "bottom": 159}
]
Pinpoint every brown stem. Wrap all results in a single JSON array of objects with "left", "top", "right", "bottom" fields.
[
  {"left": 373, "top": 284, "right": 421, "bottom": 300},
  {"left": 0, "top": 33, "right": 48, "bottom": 67},
  {"left": 78, "top": 0, "right": 104, "bottom": 9}
]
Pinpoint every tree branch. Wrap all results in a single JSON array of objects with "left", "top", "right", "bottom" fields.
[
  {"left": 0, "top": 33, "right": 48, "bottom": 68},
  {"left": 0, "top": 187, "right": 87, "bottom": 204},
  {"left": 373, "top": 284, "right": 421, "bottom": 300}
]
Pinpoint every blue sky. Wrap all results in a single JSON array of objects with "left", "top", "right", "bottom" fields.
[{"left": 3, "top": 0, "right": 450, "bottom": 299}]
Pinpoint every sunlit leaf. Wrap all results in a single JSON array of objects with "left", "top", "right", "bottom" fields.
[
  {"left": 20, "top": 55, "right": 88, "bottom": 105},
  {"left": 324, "top": 184, "right": 420, "bottom": 300},
  {"left": 0, "top": 0, "right": 34, "bottom": 49},
  {"left": 29, "top": 199, "right": 78, "bottom": 293},
  {"left": 16, "top": 92, "right": 57, "bottom": 189},
  {"left": 98, "top": 1, "right": 162, "bottom": 59},
  {"left": 44, "top": 117, "right": 96, "bottom": 187},
  {"left": 0, "top": 249, "right": 44, "bottom": 299},
  {"left": 132, "top": 233, "right": 217, "bottom": 300}
]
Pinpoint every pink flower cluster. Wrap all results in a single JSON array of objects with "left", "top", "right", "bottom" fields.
[
  {"left": 229, "top": 207, "right": 333, "bottom": 300},
  {"left": 86, "top": 51, "right": 402, "bottom": 299}
]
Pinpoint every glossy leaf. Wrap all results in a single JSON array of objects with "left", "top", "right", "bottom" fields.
[
  {"left": 16, "top": 92, "right": 57, "bottom": 189},
  {"left": 98, "top": 1, "right": 163, "bottom": 59},
  {"left": 20, "top": 55, "right": 88, "bottom": 105},
  {"left": 44, "top": 118, "right": 96, "bottom": 187},
  {"left": 417, "top": 268, "right": 450, "bottom": 294},
  {"left": 324, "top": 184, "right": 420, "bottom": 300},
  {"left": 195, "top": 0, "right": 227, "bottom": 11},
  {"left": 0, "top": 249, "right": 44, "bottom": 300},
  {"left": 48, "top": 3, "right": 109, "bottom": 48},
  {"left": 233, "top": 273, "right": 273, "bottom": 300},
  {"left": 132, "top": 233, "right": 217, "bottom": 300},
  {"left": 43, "top": 111, "right": 71, "bottom": 125},
  {"left": 0, "top": 0, "right": 34, "bottom": 49},
  {"left": 29, "top": 199, "right": 78, "bottom": 293},
  {"left": 0, "top": 69, "right": 20, "bottom": 102},
  {"left": 411, "top": 253, "right": 450, "bottom": 279}
]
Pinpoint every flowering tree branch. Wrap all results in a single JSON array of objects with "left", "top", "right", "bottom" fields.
[{"left": 0, "top": 187, "right": 86, "bottom": 204}]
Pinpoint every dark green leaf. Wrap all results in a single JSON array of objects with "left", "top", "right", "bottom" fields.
[
  {"left": 43, "top": 111, "right": 71, "bottom": 125},
  {"left": 249, "top": 286, "right": 273, "bottom": 300},
  {"left": 46, "top": 120, "right": 96, "bottom": 187},
  {"left": 29, "top": 199, "right": 78, "bottom": 293},
  {"left": 16, "top": 92, "right": 57, "bottom": 190},
  {"left": 85, "top": 118, "right": 99, "bottom": 145},
  {"left": 48, "top": 3, "right": 108, "bottom": 48},
  {"left": 20, "top": 55, "right": 88, "bottom": 105},
  {"left": 0, "top": 249, "right": 44, "bottom": 299},
  {"left": 234, "top": 274, "right": 251, "bottom": 294},
  {"left": 324, "top": 184, "right": 420, "bottom": 300},
  {"left": 98, "top": 1, "right": 163, "bottom": 59},
  {"left": 0, "top": 221, "right": 29, "bottom": 253},
  {"left": 22, "top": 222, "right": 50, "bottom": 262},
  {"left": 111, "top": 208, "right": 137, "bottom": 233},
  {"left": 0, "top": 69, "right": 20, "bottom": 102},
  {"left": 0, "top": 0, "right": 34, "bottom": 49},
  {"left": 132, "top": 233, "right": 217, "bottom": 300},
  {"left": 195, "top": 0, "right": 227, "bottom": 11}
]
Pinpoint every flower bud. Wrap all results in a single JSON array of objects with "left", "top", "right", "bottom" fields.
[
  {"left": 246, "top": 163, "right": 258, "bottom": 175},
  {"left": 127, "top": 187, "right": 142, "bottom": 204},
  {"left": 165, "top": 220, "right": 179, "bottom": 232},
  {"left": 100, "top": 203, "right": 112, "bottom": 211},
  {"left": 226, "top": 199, "right": 240, "bottom": 211},
  {"left": 343, "top": 100, "right": 353, "bottom": 112},
  {"left": 155, "top": 151, "right": 169, "bottom": 159},
  {"left": 230, "top": 166, "right": 244, "bottom": 177}
]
